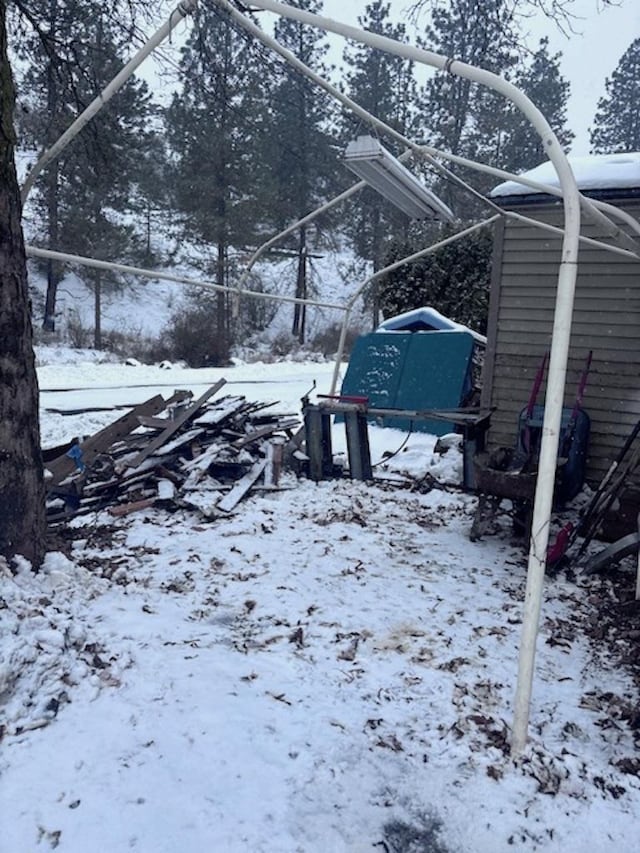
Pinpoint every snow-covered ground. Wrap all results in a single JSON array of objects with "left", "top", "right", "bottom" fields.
[{"left": 2, "top": 349, "right": 639, "bottom": 852}]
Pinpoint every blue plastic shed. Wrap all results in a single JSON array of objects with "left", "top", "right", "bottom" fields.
[{"left": 340, "top": 327, "right": 478, "bottom": 436}]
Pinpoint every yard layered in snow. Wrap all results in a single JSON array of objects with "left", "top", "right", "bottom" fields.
[{"left": 1, "top": 354, "right": 639, "bottom": 852}]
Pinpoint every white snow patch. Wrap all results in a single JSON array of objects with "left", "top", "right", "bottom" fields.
[
  {"left": 2, "top": 352, "right": 639, "bottom": 852},
  {"left": 491, "top": 151, "right": 640, "bottom": 197}
]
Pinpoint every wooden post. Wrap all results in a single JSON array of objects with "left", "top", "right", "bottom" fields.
[
  {"left": 344, "top": 410, "right": 372, "bottom": 480},
  {"left": 264, "top": 438, "right": 285, "bottom": 487},
  {"left": 304, "top": 406, "right": 333, "bottom": 481}
]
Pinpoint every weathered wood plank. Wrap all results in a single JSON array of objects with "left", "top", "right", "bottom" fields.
[
  {"left": 150, "top": 428, "right": 204, "bottom": 457},
  {"left": 193, "top": 396, "right": 247, "bottom": 426},
  {"left": 108, "top": 497, "right": 156, "bottom": 518},
  {"left": 217, "top": 460, "right": 267, "bottom": 513},
  {"left": 232, "top": 418, "right": 300, "bottom": 449},
  {"left": 124, "top": 379, "right": 226, "bottom": 471},
  {"left": 45, "top": 394, "right": 168, "bottom": 485},
  {"left": 137, "top": 415, "right": 173, "bottom": 429}
]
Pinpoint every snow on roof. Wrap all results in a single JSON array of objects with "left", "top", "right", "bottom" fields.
[{"left": 490, "top": 151, "right": 640, "bottom": 198}]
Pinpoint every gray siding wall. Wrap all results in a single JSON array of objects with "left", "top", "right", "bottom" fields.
[{"left": 482, "top": 198, "right": 640, "bottom": 484}]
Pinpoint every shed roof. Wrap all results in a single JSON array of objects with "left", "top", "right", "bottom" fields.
[{"left": 490, "top": 152, "right": 640, "bottom": 199}]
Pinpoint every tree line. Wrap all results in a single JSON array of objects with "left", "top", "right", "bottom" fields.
[
  {"left": 9, "top": 0, "right": 639, "bottom": 355},
  {"left": 0, "top": 0, "right": 637, "bottom": 568}
]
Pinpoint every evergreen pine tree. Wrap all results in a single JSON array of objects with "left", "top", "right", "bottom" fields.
[
  {"left": 499, "top": 38, "right": 574, "bottom": 173},
  {"left": 342, "top": 1, "right": 418, "bottom": 145},
  {"left": 378, "top": 227, "right": 494, "bottom": 333},
  {"left": 408, "top": 0, "right": 622, "bottom": 40},
  {"left": 341, "top": 1, "right": 419, "bottom": 325},
  {"left": 263, "top": 0, "right": 338, "bottom": 342},
  {"left": 128, "top": 124, "right": 172, "bottom": 267},
  {"left": 590, "top": 37, "right": 640, "bottom": 154},
  {"left": 0, "top": 1, "right": 46, "bottom": 566},
  {"left": 16, "top": 0, "right": 156, "bottom": 338},
  {"left": 166, "top": 4, "right": 269, "bottom": 362},
  {"left": 2, "top": 0, "right": 156, "bottom": 564},
  {"left": 15, "top": 0, "right": 87, "bottom": 330},
  {"left": 417, "top": 0, "right": 517, "bottom": 201}
]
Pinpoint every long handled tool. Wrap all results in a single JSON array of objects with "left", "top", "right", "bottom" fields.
[
  {"left": 552, "top": 417, "right": 640, "bottom": 573},
  {"left": 545, "top": 351, "right": 594, "bottom": 566},
  {"left": 550, "top": 435, "right": 640, "bottom": 569},
  {"left": 560, "top": 350, "right": 592, "bottom": 459},
  {"left": 573, "top": 418, "right": 640, "bottom": 551},
  {"left": 520, "top": 351, "right": 549, "bottom": 463},
  {"left": 573, "top": 437, "right": 640, "bottom": 563}
]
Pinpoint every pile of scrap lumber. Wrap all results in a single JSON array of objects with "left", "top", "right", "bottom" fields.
[{"left": 45, "top": 379, "right": 300, "bottom": 524}]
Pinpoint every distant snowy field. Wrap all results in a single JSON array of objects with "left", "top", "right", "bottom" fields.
[{"left": 1, "top": 346, "right": 639, "bottom": 853}]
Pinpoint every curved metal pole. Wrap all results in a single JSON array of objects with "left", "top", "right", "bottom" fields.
[
  {"left": 224, "top": 0, "right": 638, "bottom": 386},
  {"left": 330, "top": 305, "right": 353, "bottom": 396},
  {"left": 25, "top": 245, "right": 347, "bottom": 311},
  {"left": 235, "top": 147, "right": 415, "bottom": 296},
  {"left": 329, "top": 216, "right": 501, "bottom": 395},
  {"left": 21, "top": 0, "right": 198, "bottom": 203},
  {"left": 218, "top": 0, "right": 640, "bottom": 252},
  {"left": 237, "top": 180, "right": 367, "bottom": 290},
  {"left": 244, "top": 0, "right": 583, "bottom": 757},
  {"left": 223, "top": 2, "right": 636, "bottom": 389},
  {"left": 215, "top": 0, "right": 507, "bottom": 219},
  {"left": 235, "top": 2, "right": 639, "bottom": 251},
  {"left": 493, "top": 181, "right": 640, "bottom": 250}
]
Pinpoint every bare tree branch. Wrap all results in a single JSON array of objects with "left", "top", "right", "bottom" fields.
[{"left": 406, "top": 0, "right": 624, "bottom": 41}]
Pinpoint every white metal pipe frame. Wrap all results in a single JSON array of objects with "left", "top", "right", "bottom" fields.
[
  {"left": 214, "top": 0, "right": 640, "bottom": 250},
  {"left": 227, "top": 0, "right": 605, "bottom": 758},
  {"left": 19, "top": 0, "right": 640, "bottom": 755}
]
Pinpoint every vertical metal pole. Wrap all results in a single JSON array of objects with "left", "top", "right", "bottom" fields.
[{"left": 331, "top": 306, "right": 353, "bottom": 396}]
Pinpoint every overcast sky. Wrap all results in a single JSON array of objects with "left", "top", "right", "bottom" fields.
[{"left": 281, "top": 0, "right": 639, "bottom": 158}]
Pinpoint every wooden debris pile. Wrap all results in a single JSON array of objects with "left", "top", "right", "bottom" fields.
[{"left": 45, "top": 379, "right": 300, "bottom": 524}]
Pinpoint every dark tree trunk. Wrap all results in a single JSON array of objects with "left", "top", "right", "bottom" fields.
[
  {"left": 144, "top": 202, "right": 152, "bottom": 262},
  {"left": 43, "top": 161, "right": 61, "bottom": 331},
  {"left": 93, "top": 273, "right": 102, "bottom": 349},
  {"left": 292, "top": 226, "right": 307, "bottom": 344},
  {"left": 216, "top": 240, "right": 228, "bottom": 363},
  {"left": 42, "top": 0, "right": 61, "bottom": 332},
  {"left": 0, "top": 4, "right": 47, "bottom": 568}
]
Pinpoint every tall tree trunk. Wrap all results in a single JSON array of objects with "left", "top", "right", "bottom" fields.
[
  {"left": 93, "top": 273, "right": 102, "bottom": 349},
  {"left": 43, "top": 161, "right": 60, "bottom": 331},
  {"left": 0, "top": 4, "right": 46, "bottom": 568},
  {"left": 292, "top": 226, "right": 307, "bottom": 343},
  {"left": 145, "top": 202, "right": 152, "bottom": 263},
  {"left": 216, "top": 240, "right": 228, "bottom": 363},
  {"left": 42, "top": 0, "right": 60, "bottom": 331}
]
